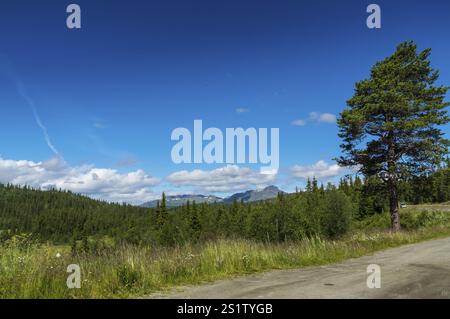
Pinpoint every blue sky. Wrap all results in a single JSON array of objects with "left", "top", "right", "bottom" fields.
[{"left": 0, "top": 0, "right": 449, "bottom": 203}]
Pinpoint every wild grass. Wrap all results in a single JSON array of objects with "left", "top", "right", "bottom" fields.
[{"left": 1, "top": 208, "right": 450, "bottom": 299}]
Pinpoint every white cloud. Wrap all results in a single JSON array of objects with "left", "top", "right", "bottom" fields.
[
  {"left": 167, "top": 165, "right": 277, "bottom": 193},
  {"left": 0, "top": 157, "right": 160, "bottom": 204},
  {"left": 235, "top": 108, "right": 249, "bottom": 114},
  {"left": 309, "top": 112, "right": 336, "bottom": 124},
  {"left": 291, "top": 112, "right": 336, "bottom": 127},
  {"left": 291, "top": 119, "right": 306, "bottom": 126},
  {"left": 290, "top": 160, "right": 343, "bottom": 180}
]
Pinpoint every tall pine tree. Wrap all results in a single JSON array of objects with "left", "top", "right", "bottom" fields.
[{"left": 337, "top": 42, "right": 449, "bottom": 230}]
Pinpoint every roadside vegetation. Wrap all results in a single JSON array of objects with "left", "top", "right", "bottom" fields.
[{"left": 1, "top": 207, "right": 449, "bottom": 298}]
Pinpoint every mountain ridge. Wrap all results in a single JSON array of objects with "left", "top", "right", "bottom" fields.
[{"left": 140, "top": 185, "right": 284, "bottom": 208}]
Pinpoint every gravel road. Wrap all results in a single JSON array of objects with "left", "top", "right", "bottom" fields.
[{"left": 160, "top": 236, "right": 450, "bottom": 299}]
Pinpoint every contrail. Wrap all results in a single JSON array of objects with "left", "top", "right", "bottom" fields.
[{"left": 16, "top": 81, "right": 60, "bottom": 156}]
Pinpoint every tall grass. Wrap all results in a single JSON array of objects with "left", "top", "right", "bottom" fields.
[{"left": 1, "top": 220, "right": 450, "bottom": 298}]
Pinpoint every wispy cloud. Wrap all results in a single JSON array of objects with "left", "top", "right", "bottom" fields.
[
  {"left": 116, "top": 157, "right": 139, "bottom": 167},
  {"left": 92, "top": 118, "right": 109, "bottom": 129},
  {"left": 235, "top": 108, "right": 249, "bottom": 114},
  {"left": 16, "top": 81, "right": 60, "bottom": 157}
]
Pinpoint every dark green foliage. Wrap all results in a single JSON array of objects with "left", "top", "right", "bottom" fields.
[
  {"left": 0, "top": 165, "right": 448, "bottom": 247},
  {"left": 353, "top": 209, "right": 449, "bottom": 231},
  {"left": 0, "top": 184, "right": 158, "bottom": 245},
  {"left": 335, "top": 164, "right": 450, "bottom": 218},
  {"left": 188, "top": 201, "right": 201, "bottom": 242},
  {"left": 338, "top": 41, "right": 449, "bottom": 176},
  {"left": 401, "top": 210, "right": 449, "bottom": 230},
  {"left": 337, "top": 41, "right": 449, "bottom": 230},
  {"left": 399, "top": 163, "right": 450, "bottom": 204},
  {"left": 116, "top": 264, "right": 141, "bottom": 289},
  {"left": 0, "top": 182, "right": 356, "bottom": 246},
  {"left": 321, "top": 189, "right": 353, "bottom": 238},
  {"left": 358, "top": 176, "right": 387, "bottom": 218}
]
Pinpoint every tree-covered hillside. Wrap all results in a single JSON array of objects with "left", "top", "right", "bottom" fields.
[{"left": 0, "top": 164, "right": 449, "bottom": 248}]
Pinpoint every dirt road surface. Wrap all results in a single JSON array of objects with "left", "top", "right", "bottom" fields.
[{"left": 159, "top": 236, "right": 450, "bottom": 299}]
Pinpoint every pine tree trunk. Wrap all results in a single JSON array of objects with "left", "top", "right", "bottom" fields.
[
  {"left": 388, "top": 178, "right": 400, "bottom": 231},
  {"left": 387, "top": 128, "right": 400, "bottom": 232}
]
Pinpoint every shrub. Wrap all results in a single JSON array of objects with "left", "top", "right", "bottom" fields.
[
  {"left": 401, "top": 210, "right": 449, "bottom": 230},
  {"left": 321, "top": 190, "right": 354, "bottom": 239},
  {"left": 116, "top": 264, "right": 141, "bottom": 289}
]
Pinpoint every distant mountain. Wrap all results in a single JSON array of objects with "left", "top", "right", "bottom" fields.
[
  {"left": 140, "top": 185, "right": 283, "bottom": 208},
  {"left": 223, "top": 185, "right": 283, "bottom": 204},
  {"left": 141, "top": 194, "right": 222, "bottom": 208}
]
